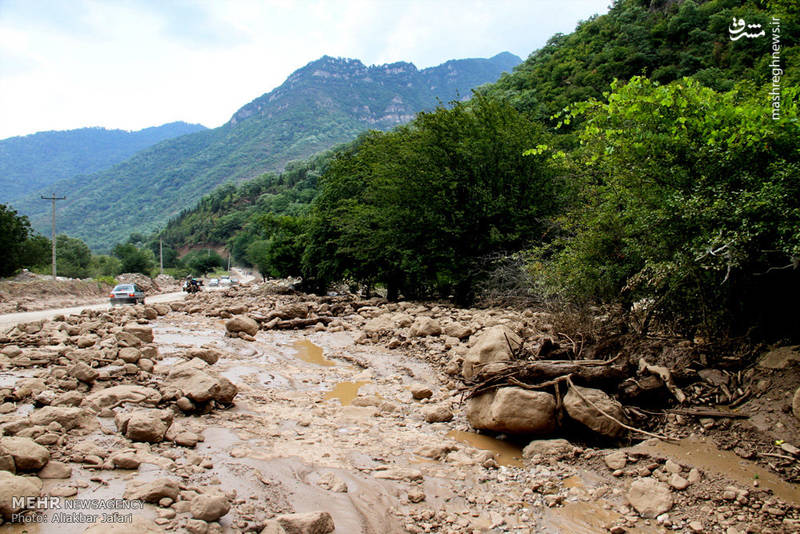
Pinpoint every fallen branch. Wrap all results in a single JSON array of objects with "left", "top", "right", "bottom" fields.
[
  {"left": 565, "top": 375, "right": 677, "bottom": 442},
  {"left": 268, "top": 317, "right": 334, "bottom": 330},
  {"left": 638, "top": 358, "right": 686, "bottom": 404},
  {"left": 666, "top": 408, "right": 748, "bottom": 419}
]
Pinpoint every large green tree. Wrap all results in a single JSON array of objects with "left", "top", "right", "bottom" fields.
[
  {"left": 0, "top": 204, "right": 34, "bottom": 277},
  {"left": 113, "top": 243, "right": 156, "bottom": 275},
  {"left": 55, "top": 235, "right": 92, "bottom": 278},
  {"left": 537, "top": 77, "right": 800, "bottom": 338}
]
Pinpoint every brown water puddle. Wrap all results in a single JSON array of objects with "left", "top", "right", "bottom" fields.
[
  {"left": 292, "top": 339, "right": 334, "bottom": 367},
  {"left": 445, "top": 430, "right": 524, "bottom": 467},
  {"left": 632, "top": 437, "right": 800, "bottom": 506},
  {"left": 324, "top": 381, "right": 370, "bottom": 406},
  {"left": 545, "top": 501, "right": 660, "bottom": 534}
]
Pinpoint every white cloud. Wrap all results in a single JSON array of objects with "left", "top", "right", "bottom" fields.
[{"left": 0, "top": 0, "right": 609, "bottom": 139}]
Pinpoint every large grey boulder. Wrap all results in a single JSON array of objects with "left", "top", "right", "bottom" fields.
[
  {"left": 627, "top": 478, "right": 673, "bottom": 518},
  {"left": 261, "top": 511, "right": 335, "bottom": 534},
  {"left": 123, "top": 478, "right": 180, "bottom": 503},
  {"left": 225, "top": 315, "right": 259, "bottom": 336},
  {"left": 462, "top": 326, "right": 519, "bottom": 380},
  {"left": 29, "top": 406, "right": 99, "bottom": 434},
  {"left": 466, "top": 387, "right": 556, "bottom": 434},
  {"left": 84, "top": 385, "right": 161, "bottom": 410},
  {"left": 115, "top": 409, "right": 173, "bottom": 443},
  {"left": 167, "top": 359, "right": 238, "bottom": 404},
  {"left": 0, "top": 436, "right": 49, "bottom": 471},
  {"left": 564, "top": 385, "right": 627, "bottom": 438}
]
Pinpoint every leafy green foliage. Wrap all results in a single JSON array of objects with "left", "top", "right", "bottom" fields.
[
  {"left": 15, "top": 55, "right": 520, "bottom": 251},
  {"left": 482, "top": 0, "right": 798, "bottom": 125},
  {"left": 303, "top": 95, "right": 563, "bottom": 302},
  {"left": 89, "top": 255, "right": 122, "bottom": 278},
  {"left": 112, "top": 243, "right": 156, "bottom": 276},
  {"left": 0, "top": 122, "right": 206, "bottom": 203},
  {"left": 181, "top": 249, "right": 225, "bottom": 276},
  {"left": 55, "top": 235, "right": 92, "bottom": 278},
  {"left": 0, "top": 204, "right": 38, "bottom": 277},
  {"left": 535, "top": 77, "right": 800, "bottom": 337}
]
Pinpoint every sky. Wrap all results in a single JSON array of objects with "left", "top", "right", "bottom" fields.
[{"left": 0, "top": 0, "right": 610, "bottom": 140}]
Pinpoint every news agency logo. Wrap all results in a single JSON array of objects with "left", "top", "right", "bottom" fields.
[{"left": 728, "top": 16, "right": 782, "bottom": 120}]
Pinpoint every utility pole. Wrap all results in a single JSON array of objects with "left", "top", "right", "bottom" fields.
[
  {"left": 159, "top": 240, "right": 163, "bottom": 275},
  {"left": 41, "top": 194, "right": 66, "bottom": 280}
]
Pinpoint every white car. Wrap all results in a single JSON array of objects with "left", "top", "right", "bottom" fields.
[{"left": 208, "top": 278, "right": 219, "bottom": 287}]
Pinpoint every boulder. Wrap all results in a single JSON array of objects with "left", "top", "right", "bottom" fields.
[
  {"left": 265, "top": 511, "right": 336, "bottom": 534},
  {"left": 84, "top": 385, "right": 161, "bottom": 410},
  {"left": 188, "top": 347, "right": 222, "bottom": 365},
  {"left": 410, "top": 384, "right": 433, "bottom": 400},
  {"left": 275, "top": 303, "right": 309, "bottom": 320},
  {"left": 627, "top": 478, "right": 673, "bottom": 518},
  {"left": 225, "top": 315, "right": 259, "bottom": 337},
  {"left": 123, "top": 478, "right": 180, "bottom": 503},
  {"left": 0, "top": 470, "right": 42, "bottom": 520},
  {"left": 38, "top": 460, "right": 72, "bottom": 479},
  {"left": 118, "top": 347, "right": 141, "bottom": 363},
  {"left": 29, "top": 406, "right": 99, "bottom": 433},
  {"left": 423, "top": 404, "right": 454, "bottom": 423},
  {"left": 115, "top": 331, "right": 142, "bottom": 348},
  {"left": 462, "top": 326, "right": 520, "bottom": 380},
  {"left": 563, "top": 385, "right": 627, "bottom": 438},
  {"left": 116, "top": 409, "right": 173, "bottom": 443},
  {"left": 68, "top": 361, "right": 99, "bottom": 384},
  {"left": 153, "top": 304, "right": 171, "bottom": 316},
  {"left": 443, "top": 322, "right": 472, "bottom": 340},
  {"left": 603, "top": 450, "right": 627, "bottom": 470},
  {"left": 190, "top": 493, "right": 231, "bottom": 521},
  {"left": 0, "top": 436, "right": 49, "bottom": 471},
  {"left": 363, "top": 316, "right": 394, "bottom": 334},
  {"left": 466, "top": 387, "right": 556, "bottom": 434},
  {"left": 522, "top": 439, "right": 576, "bottom": 460},
  {"left": 167, "top": 359, "right": 238, "bottom": 404},
  {"left": 76, "top": 335, "right": 98, "bottom": 348},
  {"left": 124, "top": 324, "right": 154, "bottom": 343},
  {"left": 409, "top": 317, "right": 442, "bottom": 337}
]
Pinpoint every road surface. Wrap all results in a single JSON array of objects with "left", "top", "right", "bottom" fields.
[{"left": 0, "top": 291, "right": 187, "bottom": 331}]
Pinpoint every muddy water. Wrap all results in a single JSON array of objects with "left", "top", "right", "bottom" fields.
[
  {"left": 324, "top": 380, "right": 370, "bottom": 406},
  {"left": 445, "top": 430, "right": 524, "bottom": 467},
  {"left": 633, "top": 437, "right": 800, "bottom": 506},
  {"left": 291, "top": 339, "right": 335, "bottom": 367}
]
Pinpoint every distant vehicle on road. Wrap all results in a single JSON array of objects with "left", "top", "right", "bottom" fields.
[
  {"left": 220, "top": 277, "right": 231, "bottom": 286},
  {"left": 109, "top": 284, "right": 145, "bottom": 306},
  {"left": 208, "top": 278, "right": 220, "bottom": 287},
  {"left": 230, "top": 278, "right": 239, "bottom": 285}
]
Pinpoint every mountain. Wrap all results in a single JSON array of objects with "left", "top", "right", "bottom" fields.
[
  {"left": 0, "top": 122, "right": 207, "bottom": 203},
  {"left": 14, "top": 52, "right": 521, "bottom": 252}
]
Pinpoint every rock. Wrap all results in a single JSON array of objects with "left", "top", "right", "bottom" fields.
[
  {"left": 373, "top": 467, "right": 423, "bottom": 481},
  {"left": 118, "top": 347, "right": 141, "bottom": 363},
  {"left": 166, "top": 359, "right": 238, "bottom": 404},
  {"left": 116, "top": 409, "right": 173, "bottom": 443},
  {"left": 443, "top": 322, "right": 471, "bottom": 340},
  {"left": 664, "top": 459, "right": 682, "bottom": 474},
  {"left": 563, "top": 385, "right": 627, "bottom": 438},
  {"left": 423, "top": 404, "right": 453, "bottom": 423},
  {"left": 0, "top": 345, "right": 22, "bottom": 358},
  {"left": 124, "top": 324, "right": 154, "bottom": 343},
  {"left": 698, "top": 369, "right": 728, "bottom": 386},
  {"left": 407, "top": 488, "right": 426, "bottom": 503},
  {"left": 190, "top": 493, "right": 231, "bottom": 521},
  {"left": 188, "top": 347, "right": 223, "bottom": 365},
  {"left": 173, "top": 431, "right": 200, "bottom": 448},
  {"left": 466, "top": 387, "right": 556, "bottom": 434},
  {"left": 185, "top": 519, "right": 208, "bottom": 534},
  {"left": 627, "top": 478, "right": 673, "bottom": 518},
  {"left": 669, "top": 473, "right": 689, "bottom": 490},
  {"left": 409, "top": 317, "right": 442, "bottom": 337},
  {"left": 0, "top": 470, "right": 42, "bottom": 520},
  {"left": 522, "top": 439, "right": 576, "bottom": 459},
  {"left": 603, "top": 451, "right": 627, "bottom": 470},
  {"left": 688, "top": 520, "right": 704, "bottom": 533},
  {"left": 275, "top": 303, "right": 309, "bottom": 320},
  {"left": 38, "top": 460, "right": 72, "bottom": 479},
  {"left": 142, "top": 307, "right": 158, "bottom": 320},
  {"left": 462, "top": 326, "right": 520, "bottom": 380},
  {"left": 51, "top": 390, "right": 85, "bottom": 407},
  {"left": 410, "top": 384, "right": 433, "bottom": 400},
  {"left": 687, "top": 468, "right": 702, "bottom": 484},
  {"left": 69, "top": 361, "right": 99, "bottom": 383},
  {"left": 123, "top": 478, "right": 180, "bottom": 503},
  {"left": 76, "top": 334, "right": 98, "bottom": 348},
  {"left": 115, "top": 331, "right": 143, "bottom": 347},
  {"left": 793, "top": 386, "right": 800, "bottom": 421},
  {"left": 29, "top": 406, "right": 99, "bottom": 433},
  {"left": 153, "top": 304, "right": 171, "bottom": 316},
  {"left": 415, "top": 443, "right": 458, "bottom": 460},
  {"left": 363, "top": 316, "right": 394, "bottom": 334},
  {"left": 269, "top": 511, "right": 335, "bottom": 534},
  {"left": 84, "top": 385, "right": 161, "bottom": 410},
  {"left": 225, "top": 315, "right": 259, "bottom": 337},
  {"left": 0, "top": 436, "right": 49, "bottom": 471},
  {"left": 111, "top": 453, "right": 141, "bottom": 470},
  {"left": 317, "top": 472, "right": 348, "bottom": 493}
]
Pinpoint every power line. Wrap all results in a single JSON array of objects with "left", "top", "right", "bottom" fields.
[{"left": 41, "top": 194, "right": 66, "bottom": 280}]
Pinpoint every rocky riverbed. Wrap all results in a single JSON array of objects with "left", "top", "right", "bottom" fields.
[{"left": 0, "top": 282, "right": 798, "bottom": 533}]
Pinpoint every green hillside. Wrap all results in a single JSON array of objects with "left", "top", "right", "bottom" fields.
[
  {"left": 14, "top": 53, "right": 521, "bottom": 252},
  {"left": 0, "top": 122, "right": 206, "bottom": 202}
]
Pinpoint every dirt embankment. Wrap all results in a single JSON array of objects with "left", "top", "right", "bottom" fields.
[
  {"left": 0, "top": 272, "right": 180, "bottom": 314},
  {"left": 0, "top": 282, "right": 798, "bottom": 533}
]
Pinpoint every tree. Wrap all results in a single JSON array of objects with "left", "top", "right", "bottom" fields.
[
  {"left": 20, "top": 235, "right": 51, "bottom": 271},
  {"left": 55, "top": 235, "right": 92, "bottom": 278},
  {"left": 89, "top": 254, "right": 122, "bottom": 278},
  {"left": 181, "top": 249, "right": 224, "bottom": 276},
  {"left": 113, "top": 243, "right": 156, "bottom": 275},
  {"left": 538, "top": 77, "right": 800, "bottom": 338},
  {"left": 0, "top": 204, "right": 34, "bottom": 277}
]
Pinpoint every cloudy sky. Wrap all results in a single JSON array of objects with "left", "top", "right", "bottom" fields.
[{"left": 0, "top": 0, "right": 610, "bottom": 140}]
